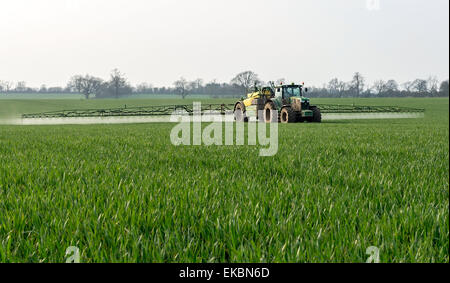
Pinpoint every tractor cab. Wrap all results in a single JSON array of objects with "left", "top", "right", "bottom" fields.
[
  {"left": 273, "top": 83, "right": 310, "bottom": 110},
  {"left": 282, "top": 85, "right": 302, "bottom": 98}
]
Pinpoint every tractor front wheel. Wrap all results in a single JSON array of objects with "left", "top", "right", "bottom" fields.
[
  {"left": 309, "top": 106, "right": 322, "bottom": 123},
  {"left": 280, "top": 107, "right": 297, "bottom": 123}
]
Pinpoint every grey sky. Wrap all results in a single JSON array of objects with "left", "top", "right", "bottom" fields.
[{"left": 0, "top": 0, "right": 448, "bottom": 88}]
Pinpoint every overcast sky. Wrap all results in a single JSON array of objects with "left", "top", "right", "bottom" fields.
[{"left": 0, "top": 0, "right": 448, "bottom": 88}]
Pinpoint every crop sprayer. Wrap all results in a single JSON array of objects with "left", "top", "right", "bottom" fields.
[{"left": 22, "top": 82, "right": 424, "bottom": 121}]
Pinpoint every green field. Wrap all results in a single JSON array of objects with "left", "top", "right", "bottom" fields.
[{"left": 0, "top": 97, "right": 448, "bottom": 262}]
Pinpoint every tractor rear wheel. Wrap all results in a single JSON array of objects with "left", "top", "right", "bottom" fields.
[
  {"left": 234, "top": 102, "right": 247, "bottom": 122},
  {"left": 280, "top": 107, "right": 297, "bottom": 123},
  {"left": 309, "top": 106, "right": 322, "bottom": 123},
  {"left": 263, "top": 101, "right": 278, "bottom": 123}
]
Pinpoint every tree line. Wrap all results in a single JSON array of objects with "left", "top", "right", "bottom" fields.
[
  {"left": 307, "top": 72, "right": 449, "bottom": 98},
  {"left": 0, "top": 70, "right": 448, "bottom": 99}
]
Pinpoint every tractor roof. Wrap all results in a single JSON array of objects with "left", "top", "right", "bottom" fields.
[{"left": 275, "top": 84, "right": 303, "bottom": 88}]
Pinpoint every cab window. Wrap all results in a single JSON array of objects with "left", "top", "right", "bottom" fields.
[{"left": 284, "top": 87, "right": 301, "bottom": 98}]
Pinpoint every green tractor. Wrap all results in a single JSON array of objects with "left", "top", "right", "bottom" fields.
[{"left": 234, "top": 82, "right": 322, "bottom": 123}]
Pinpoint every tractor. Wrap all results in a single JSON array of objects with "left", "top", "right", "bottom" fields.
[{"left": 234, "top": 82, "right": 322, "bottom": 123}]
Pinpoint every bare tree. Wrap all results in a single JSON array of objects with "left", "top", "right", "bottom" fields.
[
  {"left": 174, "top": 77, "right": 189, "bottom": 99},
  {"left": 327, "top": 78, "right": 340, "bottom": 95},
  {"left": 350, "top": 72, "right": 365, "bottom": 97},
  {"left": 337, "top": 81, "right": 347, "bottom": 93},
  {"left": 68, "top": 75, "right": 103, "bottom": 99},
  {"left": 427, "top": 76, "right": 439, "bottom": 93},
  {"left": 372, "top": 80, "right": 386, "bottom": 94},
  {"left": 385, "top": 80, "right": 399, "bottom": 93},
  {"left": 230, "top": 71, "right": 260, "bottom": 93},
  {"left": 186, "top": 78, "right": 204, "bottom": 94},
  {"left": 412, "top": 79, "right": 428, "bottom": 93},
  {"left": 403, "top": 81, "right": 414, "bottom": 92},
  {"left": 109, "top": 69, "right": 127, "bottom": 99}
]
